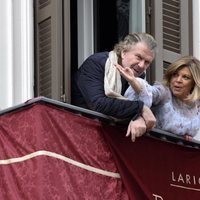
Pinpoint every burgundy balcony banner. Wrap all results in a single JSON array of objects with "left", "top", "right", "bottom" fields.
[{"left": 0, "top": 99, "right": 200, "bottom": 200}]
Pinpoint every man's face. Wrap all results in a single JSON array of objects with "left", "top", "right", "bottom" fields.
[{"left": 121, "top": 42, "right": 154, "bottom": 77}]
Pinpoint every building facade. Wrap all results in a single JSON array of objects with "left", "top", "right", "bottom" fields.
[{"left": 0, "top": 0, "right": 199, "bottom": 109}]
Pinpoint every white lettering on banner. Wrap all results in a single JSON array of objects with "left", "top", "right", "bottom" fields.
[
  {"left": 171, "top": 171, "right": 200, "bottom": 191},
  {"left": 152, "top": 194, "right": 164, "bottom": 200}
]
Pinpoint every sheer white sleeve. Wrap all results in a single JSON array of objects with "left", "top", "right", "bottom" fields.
[
  {"left": 124, "top": 78, "right": 153, "bottom": 107},
  {"left": 124, "top": 79, "right": 170, "bottom": 107},
  {"left": 151, "top": 82, "right": 170, "bottom": 105}
]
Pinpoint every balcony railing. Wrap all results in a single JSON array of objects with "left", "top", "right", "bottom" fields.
[{"left": 1, "top": 96, "right": 200, "bottom": 149}]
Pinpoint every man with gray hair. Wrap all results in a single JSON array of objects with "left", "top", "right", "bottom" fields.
[{"left": 72, "top": 33, "right": 157, "bottom": 142}]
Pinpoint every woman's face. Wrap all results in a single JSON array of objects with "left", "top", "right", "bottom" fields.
[
  {"left": 170, "top": 66, "right": 195, "bottom": 101},
  {"left": 121, "top": 42, "right": 154, "bottom": 77}
]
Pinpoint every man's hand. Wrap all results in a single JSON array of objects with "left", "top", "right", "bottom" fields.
[
  {"left": 126, "top": 117, "right": 147, "bottom": 142},
  {"left": 142, "top": 105, "right": 156, "bottom": 131}
]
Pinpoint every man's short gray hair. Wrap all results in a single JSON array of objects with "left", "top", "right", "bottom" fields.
[{"left": 114, "top": 32, "right": 157, "bottom": 58}]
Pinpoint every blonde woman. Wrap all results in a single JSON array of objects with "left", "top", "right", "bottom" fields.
[{"left": 116, "top": 56, "right": 200, "bottom": 141}]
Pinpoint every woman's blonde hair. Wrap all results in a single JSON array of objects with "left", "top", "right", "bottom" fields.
[{"left": 163, "top": 56, "right": 200, "bottom": 101}]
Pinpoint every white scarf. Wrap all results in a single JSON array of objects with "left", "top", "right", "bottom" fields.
[{"left": 104, "top": 51, "right": 127, "bottom": 100}]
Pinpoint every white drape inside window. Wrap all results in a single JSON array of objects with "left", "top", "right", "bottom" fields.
[
  {"left": 193, "top": 0, "right": 200, "bottom": 60},
  {"left": 0, "top": 0, "right": 33, "bottom": 109}
]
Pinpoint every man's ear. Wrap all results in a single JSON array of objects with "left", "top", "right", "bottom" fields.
[{"left": 121, "top": 50, "right": 126, "bottom": 59}]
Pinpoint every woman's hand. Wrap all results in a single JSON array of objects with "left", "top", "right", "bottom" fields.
[
  {"left": 115, "top": 63, "right": 134, "bottom": 82},
  {"left": 183, "top": 134, "right": 192, "bottom": 141},
  {"left": 115, "top": 63, "right": 141, "bottom": 93}
]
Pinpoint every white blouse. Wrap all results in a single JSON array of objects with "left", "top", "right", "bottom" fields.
[{"left": 124, "top": 78, "right": 200, "bottom": 141}]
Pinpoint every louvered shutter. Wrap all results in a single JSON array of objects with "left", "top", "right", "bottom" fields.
[
  {"left": 163, "top": 0, "right": 181, "bottom": 54},
  {"left": 34, "top": 0, "right": 63, "bottom": 100},
  {"left": 148, "top": 0, "right": 192, "bottom": 81},
  {"left": 162, "top": 0, "right": 191, "bottom": 63}
]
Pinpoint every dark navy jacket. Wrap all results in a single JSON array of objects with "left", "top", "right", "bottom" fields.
[{"left": 72, "top": 52, "right": 144, "bottom": 120}]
